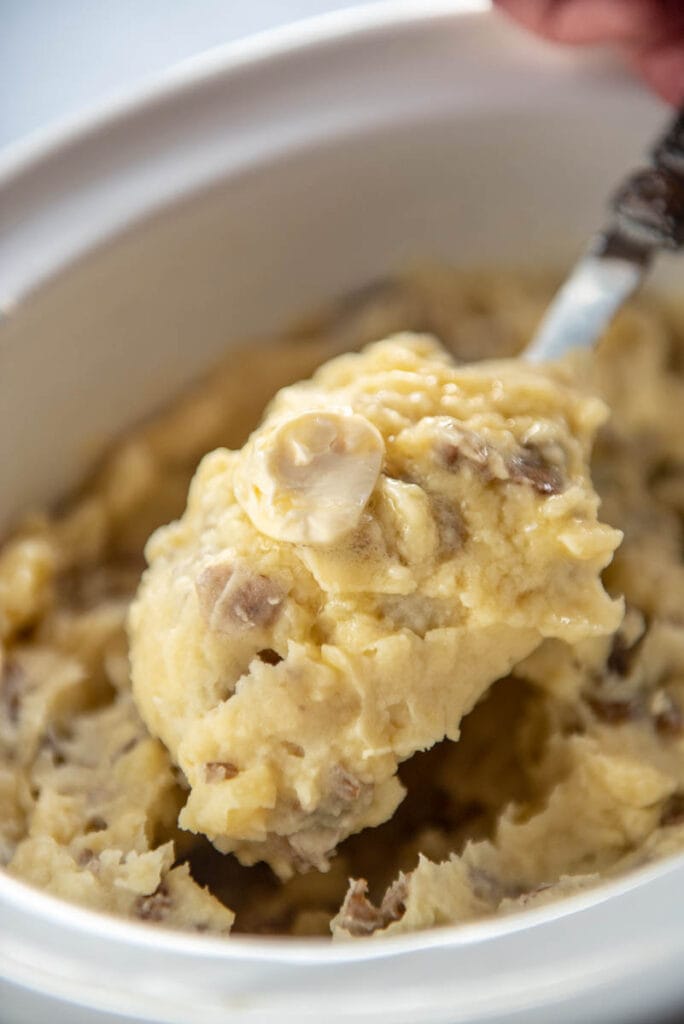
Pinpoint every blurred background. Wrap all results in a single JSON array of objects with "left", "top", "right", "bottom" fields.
[{"left": 1, "top": 0, "right": 385, "bottom": 149}]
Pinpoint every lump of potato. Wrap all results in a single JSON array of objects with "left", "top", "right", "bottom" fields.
[{"left": 129, "top": 334, "right": 622, "bottom": 878}]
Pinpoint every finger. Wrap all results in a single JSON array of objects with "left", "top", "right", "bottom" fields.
[
  {"left": 630, "top": 42, "right": 684, "bottom": 104},
  {"left": 494, "top": 0, "right": 684, "bottom": 47}
]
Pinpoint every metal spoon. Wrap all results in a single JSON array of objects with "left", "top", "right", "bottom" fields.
[{"left": 525, "top": 108, "right": 684, "bottom": 363}]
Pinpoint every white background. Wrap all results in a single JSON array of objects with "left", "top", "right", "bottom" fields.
[{"left": 0, "top": 0, "right": 382, "bottom": 150}]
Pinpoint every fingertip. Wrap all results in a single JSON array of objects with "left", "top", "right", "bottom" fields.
[
  {"left": 492, "top": 0, "right": 559, "bottom": 38},
  {"left": 630, "top": 44, "right": 684, "bottom": 106},
  {"left": 494, "top": 0, "right": 684, "bottom": 47}
]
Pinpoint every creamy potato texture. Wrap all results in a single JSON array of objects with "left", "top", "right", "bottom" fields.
[
  {"left": 130, "top": 335, "right": 620, "bottom": 878},
  {"left": 2, "top": 269, "right": 684, "bottom": 938}
]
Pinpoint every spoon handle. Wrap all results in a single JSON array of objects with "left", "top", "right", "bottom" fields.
[
  {"left": 525, "top": 107, "right": 684, "bottom": 364},
  {"left": 607, "top": 110, "right": 684, "bottom": 252}
]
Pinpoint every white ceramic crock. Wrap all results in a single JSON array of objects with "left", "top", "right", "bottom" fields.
[{"left": 1, "top": 3, "right": 682, "bottom": 1022}]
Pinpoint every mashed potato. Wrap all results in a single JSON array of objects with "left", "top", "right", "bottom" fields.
[
  {"left": 1, "top": 269, "right": 683, "bottom": 938},
  {"left": 130, "top": 334, "right": 620, "bottom": 878}
]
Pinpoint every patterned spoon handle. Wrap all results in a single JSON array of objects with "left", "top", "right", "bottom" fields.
[{"left": 526, "top": 107, "right": 684, "bottom": 364}]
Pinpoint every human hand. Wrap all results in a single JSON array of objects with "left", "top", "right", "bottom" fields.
[{"left": 494, "top": 0, "right": 684, "bottom": 103}]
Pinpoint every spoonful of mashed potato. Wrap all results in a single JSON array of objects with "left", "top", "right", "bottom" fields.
[{"left": 129, "top": 333, "right": 622, "bottom": 879}]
